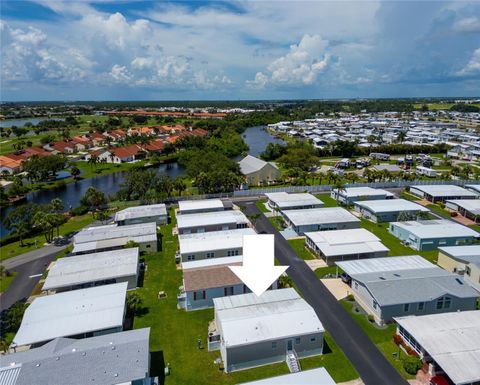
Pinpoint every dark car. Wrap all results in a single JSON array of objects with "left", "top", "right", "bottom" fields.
[{"left": 340, "top": 272, "right": 351, "bottom": 285}]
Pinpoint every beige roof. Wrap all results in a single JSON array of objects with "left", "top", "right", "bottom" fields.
[{"left": 183, "top": 263, "right": 242, "bottom": 291}]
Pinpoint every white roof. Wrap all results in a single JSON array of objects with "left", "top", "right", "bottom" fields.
[
  {"left": 466, "top": 184, "right": 480, "bottom": 194},
  {"left": 282, "top": 207, "right": 360, "bottom": 227},
  {"left": 411, "top": 184, "right": 478, "bottom": 198},
  {"left": 239, "top": 155, "right": 276, "bottom": 175},
  {"left": 355, "top": 199, "right": 429, "bottom": 213},
  {"left": 438, "top": 245, "right": 480, "bottom": 263},
  {"left": 176, "top": 210, "right": 249, "bottom": 230},
  {"left": 178, "top": 199, "right": 224, "bottom": 213},
  {"left": 182, "top": 255, "right": 243, "bottom": 270},
  {"left": 335, "top": 186, "right": 393, "bottom": 198},
  {"left": 74, "top": 223, "right": 157, "bottom": 244},
  {"left": 237, "top": 368, "right": 336, "bottom": 385},
  {"left": 13, "top": 282, "right": 127, "bottom": 346},
  {"left": 179, "top": 228, "right": 256, "bottom": 254},
  {"left": 42, "top": 248, "right": 139, "bottom": 291},
  {"left": 336, "top": 255, "right": 432, "bottom": 275},
  {"left": 391, "top": 219, "right": 479, "bottom": 239},
  {"left": 395, "top": 311, "right": 480, "bottom": 385},
  {"left": 114, "top": 203, "right": 166, "bottom": 222},
  {"left": 214, "top": 288, "right": 324, "bottom": 347},
  {"left": 446, "top": 199, "right": 480, "bottom": 215},
  {"left": 264, "top": 192, "right": 324, "bottom": 209},
  {"left": 305, "top": 229, "right": 389, "bottom": 257}
]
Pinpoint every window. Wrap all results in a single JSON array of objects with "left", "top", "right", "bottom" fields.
[
  {"left": 146, "top": 244, "right": 151, "bottom": 248},
  {"left": 224, "top": 287, "right": 234, "bottom": 296},
  {"left": 436, "top": 296, "right": 452, "bottom": 309},
  {"left": 243, "top": 285, "right": 248, "bottom": 293},
  {"left": 354, "top": 281, "right": 358, "bottom": 290},
  {"left": 418, "top": 302, "right": 424, "bottom": 311},
  {"left": 237, "top": 223, "right": 247, "bottom": 229},
  {"left": 295, "top": 337, "right": 301, "bottom": 345},
  {"left": 373, "top": 300, "right": 378, "bottom": 310},
  {"left": 187, "top": 255, "right": 195, "bottom": 261},
  {"left": 206, "top": 252, "right": 215, "bottom": 259},
  {"left": 193, "top": 291, "right": 206, "bottom": 301},
  {"left": 444, "top": 296, "right": 451, "bottom": 309},
  {"left": 404, "top": 304, "right": 410, "bottom": 312},
  {"left": 227, "top": 250, "right": 239, "bottom": 257},
  {"left": 310, "top": 336, "right": 316, "bottom": 342},
  {"left": 271, "top": 342, "right": 277, "bottom": 350}
]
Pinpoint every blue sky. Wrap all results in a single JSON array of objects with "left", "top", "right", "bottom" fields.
[{"left": 1, "top": 0, "right": 479, "bottom": 101}]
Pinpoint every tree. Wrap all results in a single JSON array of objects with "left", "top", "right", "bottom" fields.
[
  {"left": 124, "top": 240, "right": 140, "bottom": 249},
  {"left": 33, "top": 211, "right": 57, "bottom": 243},
  {"left": 80, "top": 187, "right": 108, "bottom": 217},
  {"left": 3, "top": 203, "right": 41, "bottom": 246},
  {"left": 403, "top": 356, "right": 422, "bottom": 375},
  {"left": 396, "top": 131, "right": 407, "bottom": 143},
  {"left": 397, "top": 211, "right": 417, "bottom": 222},
  {"left": 88, "top": 155, "right": 99, "bottom": 169},
  {"left": 70, "top": 165, "right": 81, "bottom": 180},
  {"left": 333, "top": 179, "right": 346, "bottom": 203},
  {"left": 174, "top": 177, "right": 187, "bottom": 196},
  {"left": 50, "top": 198, "right": 65, "bottom": 236},
  {"left": 126, "top": 292, "right": 144, "bottom": 316},
  {"left": 4, "top": 301, "right": 28, "bottom": 332}
]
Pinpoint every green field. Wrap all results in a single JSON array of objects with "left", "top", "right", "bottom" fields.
[
  {"left": 0, "top": 271, "right": 17, "bottom": 293},
  {"left": 132, "top": 208, "right": 358, "bottom": 384},
  {"left": 287, "top": 238, "right": 314, "bottom": 260}
]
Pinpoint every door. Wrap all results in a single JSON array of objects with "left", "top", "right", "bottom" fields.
[{"left": 286, "top": 339, "right": 293, "bottom": 351}]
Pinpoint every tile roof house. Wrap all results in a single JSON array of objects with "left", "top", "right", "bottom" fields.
[
  {"left": 110, "top": 145, "right": 145, "bottom": 163},
  {"left": 0, "top": 155, "right": 23, "bottom": 174}
]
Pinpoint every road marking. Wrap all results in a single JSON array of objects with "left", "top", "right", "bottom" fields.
[{"left": 29, "top": 274, "right": 43, "bottom": 278}]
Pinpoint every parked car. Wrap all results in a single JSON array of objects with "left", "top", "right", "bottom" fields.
[
  {"left": 340, "top": 273, "right": 351, "bottom": 285},
  {"left": 429, "top": 376, "right": 450, "bottom": 385}
]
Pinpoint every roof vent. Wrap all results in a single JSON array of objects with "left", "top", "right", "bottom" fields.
[
  {"left": 82, "top": 352, "right": 86, "bottom": 356},
  {"left": 36, "top": 363, "right": 41, "bottom": 367},
  {"left": 455, "top": 278, "right": 463, "bottom": 285},
  {"left": 379, "top": 277, "right": 386, "bottom": 280},
  {"left": 55, "top": 357, "right": 60, "bottom": 361}
]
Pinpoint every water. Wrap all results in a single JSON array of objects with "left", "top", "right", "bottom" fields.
[
  {"left": 0, "top": 126, "right": 281, "bottom": 237},
  {"left": 0, "top": 117, "right": 65, "bottom": 128}
]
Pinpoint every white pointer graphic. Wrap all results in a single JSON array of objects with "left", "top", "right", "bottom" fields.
[{"left": 229, "top": 234, "right": 288, "bottom": 296}]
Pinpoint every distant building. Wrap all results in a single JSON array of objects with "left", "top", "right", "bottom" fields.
[
  {"left": 176, "top": 210, "right": 250, "bottom": 235},
  {"left": 337, "top": 256, "right": 478, "bottom": 325},
  {"left": 282, "top": 207, "right": 361, "bottom": 235},
  {"left": 389, "top": 219, "right": 479, "bottom": 251},
  {"left": 1, "top": 328, "right": 151, "bottom": 385},
  {"left": 114, "top": 203, "right": 168, "bottom": 225},
  {"left": 178, "top": 198, "right": 226, "bottom": 215},
  {"left": 238, "top": 368, "right": 336, "bottom": 385},
  {"left": 42, "top": 248, "right": 140, "bottom": 292},
  {"left": 409, "top": 184, "right": 478, "bottom": 203},
  {"left": 72, "top": 223, "right": 158, "bottom": 255},
  {"left": 305, "top": 228, "right": 389, "bottom": 265},
  {"left": 465, "top": 262, "right": 480, "bottom": 292},
  {"left": 395, "top": 311, "right": 480, "bottom": 385},
  {"left": 445, "top": 199, "right": 480, "bottom": 222},
  {"left": 330, "top": 186, "right": 394, "bottom": 205},
  {"left": 178, "top": 228, "right": 256, "bottom": 262},
  {"left": 13, "top": 282, "right": 128, "bottom": 348},
  {"left": 265, "top": 192, "right": 324, "bottom": 211},
  {"left": 438, "top": 245, "right": 480, "bottom": 274},
  {"left": 354, "top": 199, "right": 430, "bottom": 222},
  {"left": 209, "top": 288, "right": 324, "bottom": 372},
  {"left": 0, "top": 155, "right": 22, "bottom": 174},
  {"left": 238, "top": 155, "right": 280, "bottom": 186}
]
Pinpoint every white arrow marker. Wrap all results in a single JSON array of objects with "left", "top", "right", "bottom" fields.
[{"left": 229, "top": 234, "right": 288, "bottom": 297}]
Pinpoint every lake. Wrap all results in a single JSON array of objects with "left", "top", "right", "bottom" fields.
[
  {"left": 0, "top": 125, "right": 283, "bottom": 237},
  {"left": 0, "top": 117, "right": 65, "bottom": 128}
]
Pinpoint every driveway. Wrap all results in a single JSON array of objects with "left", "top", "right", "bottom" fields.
[
  {"left": 320, "top": 278, "right": 351, "bottom": 300},
  {"left": 242, "top": 199, "right": 408, "bottom": 385}
]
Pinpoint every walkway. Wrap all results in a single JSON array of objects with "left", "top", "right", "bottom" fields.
[{"left": 242, "top": 199, "right": 408, "bottom": 385}]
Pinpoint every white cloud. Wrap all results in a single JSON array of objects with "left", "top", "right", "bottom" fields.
[
  {"left": 453, "top": 17, "right": 480, "bottom": 33},
  {"left": 248, "top": 34, "right": 330, "bottom": 88},
  {"left": 457, "top": 48, "right": 480, "bottom": 75}
]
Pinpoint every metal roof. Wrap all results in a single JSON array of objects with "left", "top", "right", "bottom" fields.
[
  {"left": 179, "top": 228, "right": 256, "bottom": 254},
  {"left": 72, "top": 233, "right": 156, "bottom": 254},
  {"left": 238, "top": 155, "right": 278, "bottom": 175},
  {"left": 264, "top": 192, "right": 324, "bottom": 209},
  {"left": 438, "top": 245, "right": 480, "bottom": 264},
  {"left": 446, "top": 199, "right": 480, "bottom": 215},
  {"left": 114, "top": 203, "right": 166, "bottom": 222},
  {"left": 176, "top": 210, "right": 249, "bottom": 229},
  {"left": 182, "top": 255, "right": 243, "bottom": 270},
  {"left": 213, "top": 289, "right": 324, "bottom": 347},
  {"left": 354, "top": 199, "right": 429, "bottom": 214},
  {"left": 334, "top": 186, "right": 393, "bottom": 198},
  {"left": 282, "top": 207, "right": 360, "bottom": 227},
  {"left": 336, "top": 255, "right": 432, "bottom": 275},
  {"left": 42, "top": 248, "right": 139, "bottom": 291},
  {"left": 466, "top": 184, "right": 480, "bottom": 194},
  {"left": 305, "top": 228, "right": 389, "bottom": 257},
  {"left": 178, "top": 199, "right": 224, "bottom": 213},
  {"left": 2, "top": 328, "right": 150, "bottom": 385},
  {"left": 411, "top": 184, "right": 478, "bottom": 198},
  {"left": 13, "top": 282, "right": 127, "bottom": 346},
  {"left": 237, "top": 367, "right": 336, "bottom": 385},
  {"left": 390, "top": 219, "right": 479, "bottom": 239},
  {"left": 395, "top": 311, "right": 480, "bottom": 385},
  {"left": 74, "top": 222, "right": 157, "bottom": 244}
]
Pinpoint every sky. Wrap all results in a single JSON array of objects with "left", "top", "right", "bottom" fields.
[{"left": 1, "top": 0, "right": 480, "bottom": 101}]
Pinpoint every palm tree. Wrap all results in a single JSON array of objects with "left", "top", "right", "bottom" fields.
[
  {"left": 396, "top": 131, "right": 407, "bottom": 143},
  {"left": 88, "top": 155, "right": 98, "bottom": 169},
  {"left": 174, "top": 178, "right": 187, "bottom": 196},
  {"left": 333, "top": 179, "right": 346, "bottom": 204},
  {"left": 70, "top": 166, "right": 81, "bottom": 180}
]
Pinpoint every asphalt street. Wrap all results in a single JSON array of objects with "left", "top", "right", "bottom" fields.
[{"left": 242, "top": 200, "right": 409, "bottom": 385}]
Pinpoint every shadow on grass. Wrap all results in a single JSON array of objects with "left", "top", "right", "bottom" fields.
[
  {"left": 150, "top": 350, "right": 166, "bottom": 385},
  {"left": 322, "top": 339, "right": 333, "bottom": 354}
]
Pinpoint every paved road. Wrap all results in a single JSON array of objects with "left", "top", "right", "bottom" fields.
[
  {"left": 241, "top": 200, "right": 408, "bottom": 385},
  {"left": 2, "top": 243, "right": 69, "bottom": 270}
]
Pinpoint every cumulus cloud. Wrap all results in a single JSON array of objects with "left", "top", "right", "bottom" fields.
[
  {"left": 248, "top": 34, "right": 330, "bottom": 88},
  {"left": 457, "top": 48, "right": 480, "bottom": 75},
  {"left": 453, "top": 17, "right": 480, "bottom": 33}
]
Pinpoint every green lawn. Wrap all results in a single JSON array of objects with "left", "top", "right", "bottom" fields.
[
  {"left": 268, "top": 216, "right": 286, "bottom": 231},
  {"left": 400, "top": 191, "right": 419, "bottom": 202},
  {"left": 71, "top": 161, "right": 142, "bottom": 179},
  {"left": 314, "top": 266, "right": 343, "bottom": 279},
  {"left": 0, "top": 271, "right": 17, "bottom": 293},
  {"left": 0, "top": 213, "right": 95, "bottom": 261},
  {"left": 255, "top": 199, "right": 270, "bottom": 213},
  {"left": 340, "top": 300, "right": 414, "bottom": 379},
  {"left": 316, "top": 194, "right": 338, "bottom": 207},
  {"left": 426, "top": 204, "right": 450, "bottom": 219},
  {"left": 133, "top": 208, "right": 359, "bottom": 384},
  {"left": 287, "top": 239, "right": 314, "bottom": 260}
]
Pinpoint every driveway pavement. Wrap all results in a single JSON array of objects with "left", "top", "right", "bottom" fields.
[{"left": 242, "top": 200, "right": 408, "bottom": 385}]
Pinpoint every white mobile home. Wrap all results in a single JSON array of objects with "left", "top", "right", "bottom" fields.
[
  {"left": 265, "top": 192, "right": 324, "bottom": 211},
  {"left": 354, "top": 199, "right": 430, "bottom": 222},
  {"left": 238, "top": 368, "right": 336, "bottom": 385},
  {"left": 337, "top": 256, "right": 478, "bottom": 325},
  {"left": 42, "top": 248, "right": 140, "bottom": 292},
  {"left": 330, "top": 186, "right": 394, "bottom": 205},
  {"left": 445, "top": 199, "right": 480, "bottom": 222},
  {"left": 176, "top": 210, "right": 250, "bottom": 235},
  {"left": 178, "top": 228, "right": 256, "bottom": 262},
  {"left": 114, "top": 203, "right": 167, "bottom": 225},
  {"left": 415, "top": 166, "right": 437, "bottom": 177},
  {"left": 209, "top": 288, "right": 324, "bottom": 372},
  {"left": 178, "top": 198, "right": 226, "bottom": 215},
  {"left": 409, "top": 184, "right": 478, "bottom": 203},
  {"left": 238, "top": 155, "right": 280, "bottom": 186}
]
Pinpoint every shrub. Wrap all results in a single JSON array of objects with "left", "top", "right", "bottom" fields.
[
  {"left": 438, "top": 202, "right": 445, "bottom": 209},
  {"left": 346, "top": 294, "right": 355, "bottom": 302},
  {"left": 393, "top": 334, "right": 402, "bottom": 345},
  {"left": 450, "top": 211, "right": 458, "bottom": 217},
  {"left": 367, "top": 314, "right": 375, "bottom": 323},
  {"left": 403, "top": 356, "right": 422, "bottom": 375},
  {"left": 404, "top": 186, "right": 410, "bottom": 192},
  {"left": 70, "top": 205, "right": 88, "bottom": 216}
]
